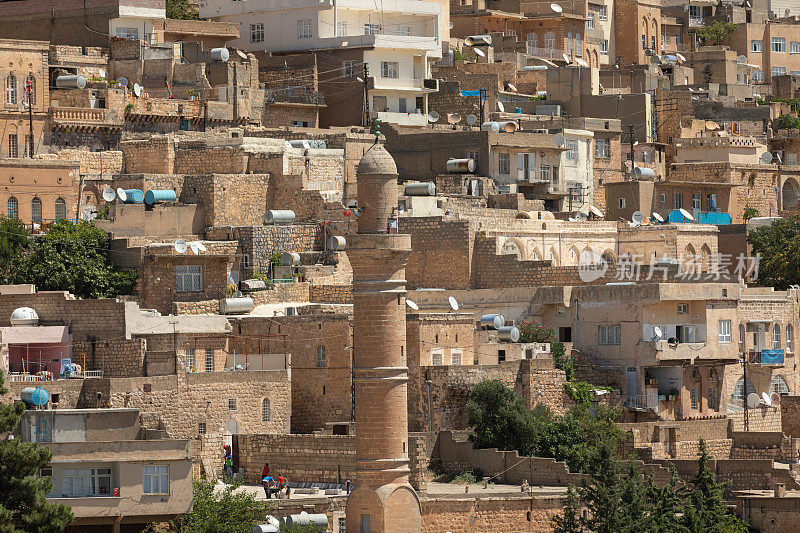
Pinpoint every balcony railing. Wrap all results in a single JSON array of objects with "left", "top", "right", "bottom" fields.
[
  {"left": 749, "top": 349, "right": 784, "bottom": 365},
  {"left": 265, "top": 88, "right": 325, "bottom": 105},
  {"left": 49, "top": 107, "right": 108, "bottom": 124},
  {"left": 526, "top": 44, "right": 567, "bottom": 60}
]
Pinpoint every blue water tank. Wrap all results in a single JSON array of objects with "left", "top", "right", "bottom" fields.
[
  {"left": 21, "top": 386, "right": 49, "bottom": 406},
  {"left": 122, "top": 189, "right": 144, "bottom": 204},
  {"left": 144, "top": 189, "right": 178, "bottom": 205}
]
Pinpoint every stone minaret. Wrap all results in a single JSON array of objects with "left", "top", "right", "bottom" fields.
[{"left": 345, "top": 143, "right": 421, "bottom": 532}]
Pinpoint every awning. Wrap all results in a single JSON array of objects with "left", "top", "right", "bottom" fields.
[{"left": 747, "top": 319, "right": 773, "bottom": 324}]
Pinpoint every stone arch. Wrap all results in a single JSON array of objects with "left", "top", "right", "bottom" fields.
[
  {"left": 500, "top": 238, "right": 523, "bottom": 259},
  {"left": 770, "top": 375, "right": 790, "bottom": 395},
  {"left": 683, "top": 244, "right": 696, "bottom": 261},
  {"left": 651, "top": 19, "right": 658, "bottom": 48},
  {"left": 530, "top": 246, "right": 541, "bottom": 261},
  {"left": 568, "top": 245, "right": 580, "bottom": 264},
  {"left": 547, "top": 247, "right": 559, "bottom": 266},
  {"left": 601, "top": 250, "right": 615, "bottom": 265},
  {"left": 731, "top": 377, "right": 754, "bottom": 401},
  {"left": 700, "top": 243, "right": 711, "bottom": 268},
  {"left": 592, "top": 49, "right": 599, "bottom": 68},
  {"left": 783, "top": 177, "right": 800, "bottom": 210}
]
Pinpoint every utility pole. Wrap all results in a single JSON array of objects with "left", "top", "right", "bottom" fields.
[
  {"left": 628, "top": 124, "right": 636, "bottom": 177},
  {"left": 479, "top": 88, "right": 485, "bottom": 124},
  {"left": 362, "top": 62, "right": 369, "bottom": 128},
  {"left": 26, "top": 78, "right": 34, "bottom": 157},
  {"left": 743, "top": 345, "right": 749, "bottom": 431}
]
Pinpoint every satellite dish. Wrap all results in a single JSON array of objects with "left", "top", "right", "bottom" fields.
[
  {"left": 762, "top": 392, "right": 772, "bottom": 405},
  {"left": 117, "top": 76, "right": 129, "bottom": 87},
  {"left": 193, "top": 241, "right": 207, "bottom": 252},
  {"left": 449, "top": 22, "right": 454, "bottom": 29},
  {"left": 447, "top": 113, "right": 462, "bottom": 124},
  {"left": 576, "top": 58, "right": 588, "bottom": 67},
  {"left": 553, "top": 133, "right": 566, "bottom": 147},
  {"left": 133, "top": 83, "right": 142, "bottom": 97},
  {"left": 497, "top": 101, "right": 505, "bottom": 112},
  {"left": 189, "top": 242, "right": 200, "bottom": 255},
  {"left": 448, "top": 296, "right": 459, "bottom": 311},
  {"left": 116, "top": 188, "right": 127, "bottom": 202},
  {"left": 760, "top": 152, "right": 773, "bottom": 164},
  {"left": 738, "top": 55, "right": 747, "bottom": 63},
  {"left": 652, "top": 212, "right": 664, "bottom": 223},
  {"left": 679, "top": 208, "right": 694, "bottom": 221},
  {"left": 575, "top": 212, "right": 588, "bottom": 221},
  {"left": 474, "top": 48, "right": 485, "bottom": 57},
  {"left": 676, "top": 53, "right": 686, "bottom": 62},
  {"left": 174, "top": 239, "right": 188, "bottom": 254},
  {"left": 466, "top": 114, "right": 478, "bottom": 126},
  {"left": 102, "top": 188, "right": 116, "bottom": 202},
  {"left": 236, "top": 49, "right": 248, "bottom": 60},
  {"left": 653, "top": 326, "right": 663, "bottom": 338},
  {"left": 775, "top": 152, "right": 783, "bottom": 164},
  {"left": 406, "top": 299, "right": 419, "bottom": 310},
  {"left": 550, "top": 2, "right": 563, "bottom": 13},
  {"left": 747, "top": 392, "right": 761, "bottom": 408},
  {"left": 562, "top": 53, "right": 570, "bottom": 63},
  {"left": 428, "top": 111, "right": 440, "bottom": 123},
  {"left": 507, "top": 83, "right": 518, "bottom": 92},
  {"left": 705, "top": 120, "right": 720, "bottom": 131},
  {"left": 632, "top": 211, "right": 645, "bottom": 224},
  {"left": 771, "top": 392, "right": 781, "bottom": 406}
]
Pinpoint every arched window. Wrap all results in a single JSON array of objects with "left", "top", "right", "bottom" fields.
[
  {"left": 7, "top": 196, "right": 18, "bottom": 218},
  {"left": 6, "top": 73, "right": 16, "bottom": 105},
  {"left": 54, "top": 198, "right": 66, "bottom": 220},
  {"left": 24, "top": 74, "right": 35, "bottom": 106},
  {"left": 261, "top": 398, "right": 271, "bottom": 422},
  {"left": 567, "top": 32, "right": 573, "bottom": 55},
  {"left": 575, "top": 33, "right": 582, "bottom": 56},
  {"left": 732, "top": 377, "right": 755, "bottom": 401},
  {"left": 316, "top": 345, "right": 327, "bottom": 368},
  {"left": 31, "top": 197, "right": 42, "bottom": 223},
  {"left": 787, "top": 324, "right": 793, "bottom": 352},
  {"left": 774, "top": 324, "right": 781, "bottom": 349},
  {"left": 769, "top": 375, "right": 790, "bottom": 395},
  {"left": 739, "top": 323, "right": 745, "bottom": 352}
]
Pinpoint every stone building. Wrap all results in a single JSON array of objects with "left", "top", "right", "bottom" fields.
[{"left": 0, "top": 159, "right": 81, "bottom": 225}]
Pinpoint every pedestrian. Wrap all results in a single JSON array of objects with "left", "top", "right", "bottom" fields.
[
  {"left": 262, "top": 475, "right": 275, "bottom": 499},
  {"left": 224, "top": 450, "right": 234, "bottom": 479},
  {"left": 261, "top": 462, "right": 270, "bottom": 479}
]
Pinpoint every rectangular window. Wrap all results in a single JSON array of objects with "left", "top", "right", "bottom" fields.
[
  {"left": 143, "top": 465, "right": 169, "bottom": 494},
  {"left": 718, "top": 320, "right": 731, "bottom": 343},
  {"left": 692, "top": 193, "right": 701, "bottom": 210},
  {"left": 677, "top": 303, "right": 688, "bottom": 314},
  {"left": 600, "top": 40, "right": 608, "bottom": 54},
  {"left": 772, "top": 37, "right": 786, "bottom": 52},
  {"left": 772, "top": 67, "right": 787, "bottom": 77},
  {"left": 690, "top": 388, "right": 698, "bottom": 409},
  {"left": 517, "top": 153, "right": 535, "bottom": 181},
  {"left": 250, "top": 23, "right": 264, "bottom": 43},
  {"left": 618, "top": 198, "right": 626, "bottom": 209},
  {"left": 364, "top": 23, "right": 381, "bottom": 35},
  {"left": 62, "top": 468, "right": 112, "bottom": 497},
  {"left": 688, "top": 5, "right": 702, "bottom": 20},
  {"left": 587, "top": 12, "right": 595, "bottom": 28},
  {"left": 397, "top": 25, "right": 410, "bottom": 36},
  {"left": 451, "top": 351, "right": 462, "bottom": 365},
  {"left": 707, "top": 193, "right": 717, "bottom": 209},
  {"left": 228, "top": 397, "right": 237, "bottom": 410},
  {"left": 540, "top": 165, "right": 551, "bottom": 182},
  {"left": 36, "top": 418, "right": 51, "bottom": 443},
  {"left": 708, "top": 387, "right": 715, "bottom": 410},
  {"left": 336, "top": 21, "right": 347, "bottom": 37},
  {"left": 498, "top": 349, "right": 506, "bottom": 362},
  {"left": 198, "top": 422, "right": 206, "bottom": 435},
  {"left": 380, "top": 61, "right": 398, "bottom": 78},
  {"left": 498, "top": 153, "right": 510, "bottom": 174},
  {"left": 566, "top": 140, "right": 579, "bottom": 161},
  {"left": 596, "top": 138, "right": 610, "bottom": 158},
  {"left": 115, "top": 27, "right": 139, "bottom": 40},
  {"left": 398, "top": 98, "right": 407, "bottom": 113},
  {"left": 751, "top": 40, "right": 763, "bottom": 52},
  {"left": 431, "top": 351, "right": 443, "bottom": 365},
  {"left": 791, "top": 42, "right": 800, "bottom": 54},
  {"left": 24, "top": 134, "right": 32, "bottom": 158},
  {"left": 673, "top": 192, "right": 682, "bottom": 209},
  {"left": 598, "top": 325, "right": 621, "bottom": 345},
  {"left": 753, "top": 70, "right": 764, "bottom": 82},
  {"left": 205, "top": 348, "right": 214, "bottom": 372},
  {"left": 297, "top": 19, "right": 312, "bottom": 39},
  {"left": 677, "top": 325, "right": 695, "bottom": 343},
  {"left": 343, "top": 61, "right": 357, "bottom": 77},
  {"left": 8, "top": 134, "right": 18, "bottom": 158},
  {"left": 176, "top": 265, "right": 203, "bottom": 292},
  {"left": 185, "top": 349, "right": 195, "bottom": 371}
]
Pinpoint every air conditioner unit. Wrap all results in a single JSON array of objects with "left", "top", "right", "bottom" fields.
[{"left": 423, "top": 78, "right": 439, "bottom": 90}]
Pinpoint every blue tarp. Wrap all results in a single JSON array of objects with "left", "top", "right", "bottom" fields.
[
  {"left": 667, "top": 209, "right": 692, "bottom": 223},
  {"left": 460, "top": 89, "right": 485, "bottom": 97},
  {"left": 698, "top": 212, "right": 732, "bottom": 225},
  {"left": 761, "top": 349, "right": 784, "bottom": 365}
]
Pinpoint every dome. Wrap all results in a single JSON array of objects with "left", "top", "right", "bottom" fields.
[
  {"left": 357, "top": 144, "right": 397, "bottom": 176},
  {"left": 10, "top": 307, "right": 39, "bottom": 326}
]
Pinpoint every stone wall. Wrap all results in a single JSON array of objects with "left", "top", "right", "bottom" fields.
[
  {"left": 309, "top": 284, "right": 353, "bottom": 304},
  {"left": 728, "top": 406, "right": 781, "bottom": 432},
  {"left": 781, "top": 395, "right": 800, "bottom": 437},
  {"left": 421, "top": 495, "right": 565, "bottom": 533},
  {"left": 71, "top": 338, "right": 146, "bottom": 377}
]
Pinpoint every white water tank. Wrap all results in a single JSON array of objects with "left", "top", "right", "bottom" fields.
[
  {"left": 446, "top": 158, "right": 476, "bottom": 173},
  {"left": 10, "top": 307, "right": 39, "bottom": 326},
  {"left": 327, "top": 236, "right": 346, "bottom": 251},
  {"left": 210, "top": 48, "right": 230, "bottom": 62},
  {"left": 265, "top": 210, "right": 295, "bottom": 225},
  {"left": 219, "top": 297, "right": 254, "bottom": 314},
  {"left": 404, "top": 182, "right": 436, "bottom": 196},
  {"left": 497, "top": 326, "right": 520, "bottom": 342}
]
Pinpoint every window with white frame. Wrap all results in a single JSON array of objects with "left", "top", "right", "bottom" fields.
[
  {"left": 739, "top": 323, "right": 745, "bottom": 352},
  {"left": 598, "top": 4, "right": 607, "bottom": 20},
  {"left": 618, "top": 197, "right": 626, "bottom": 209},
  {"left": 791, "top": 42, "right": 800, "bottom": 54},
  {"left": 336, "top": 21, "right": 347, "bottom": 37},
  {"left": 8, "top": 134, "right": 18, "bottom": 157},
  {"left": 688, "top": 5, "right": 702, "bottom": 21},
  {"left": 115, "top": 27, "right": 139, "bottom": 40},
  {"left": 451, "top": 350, "right": 462, "bottom": 365},
  {"left": 250, "top": 23, "right": 264, "bottom": 43},
  {"left": 772, "top": 67, "right": 787, "bottom": 77},
  {"left": 62, "top": 468, "right": 112, "bottom": 497},
  {"left": 540, "top": 165, "right": 551, "bottom": 182},
  {"left": 262, "top": 398, "right": 271, "bottom": 422},
  {"left": 600, "top": 40, "right": 608, "bottom": 54},
  {"left": 431, "top": 350, "right": 443, "bottom": 365},
  {"left": 343, "top": 61, "right": 357, "bottom": 77},
  {"left": 24, "top": 134, "right": 32, "bottom": 158},
  {"left": 397, "top": 25, "right": 410, "bottom": 36},
  {"left": 205, "top": 348, "right": 214, "bottom": 372},
  {"left": 575, "top": 33, "right": 582, "bottom": 56},
  {"left": 185, "top": 349, "right": 195, "bottom": 371},
  {"left": 544, "top": 32, "right": 556, "bottom": 49},
  {"left": 677, "top": 303, "right": 689, "bottom": 314},
  {"left": 690, "top": 388, "right": 698, "bottom": 409},
  {"left": 498, "top": 153, "right": 510, "bottom": 174},
  {"left": 751, "top": 40, "right": 763, "bottom": 52},
  {"left": 143, "top": 465, "right": 169, "bottom": 494},
  {"left": 693, "top": 193, "right": 701, "bottom": 210},
  {"left": 566, "top": 140, "right": 579, "bottom": 161},
  {"left": 567, "top": 32, "right": 573, "bottom": 55},
  {"left": 752, "top": 69, "right": 764, "bottom": 82},
  {"left": 718, "top": 320, "right": 731, "bottom": 343},
  {"left": 772, "top": 37, "right": 786, "bottom": 53},
  {"left": 176, "top": 265, "right": 203, "bottom": 292},
  {"left": 297, "top": 19, "right": 312, "bottom": 39},
  {"left": 598, "top": 325, "right": 621, "bottom": 345},
  {"left": 596, "top": 138, "right": 610, "bottom": 158},
  {"left": 381, "top": 61, "right": 398, "bottom": 78},
  {"left": 364, "top": 23, "right": 381, "bottom": 35},
  {"left": 674, "top": 192, "right": 682, "bottom": 209},
  {"left": 588, "top": 12, "right": 595, "bottom": 28},
  {"left": 774, "top": 324, "right": 781, "bottom": 349},
  {"left": 787, "top": 324, "right": 793, "bottom": 352},
  {"left": 198, "top": 422, "right": 206, "bottom": 435}
]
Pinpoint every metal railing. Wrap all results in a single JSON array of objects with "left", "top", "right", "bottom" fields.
[
  {"left": 526, "top": 44, "right": 567, "bottom": 59},
  {"left": 265, "top": 88, "right": 325, "bottom": 105}
]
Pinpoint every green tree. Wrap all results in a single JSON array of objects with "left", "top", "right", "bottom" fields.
[
  {"left": 551, "top": 485, "right": 582, "bottom": 533},
  {"left": 517, "top": 320, "right": 572, "bottom": 380},
  {"left": 466, "top": 380, "right": 538, "bottom": 456},
  {"left": 166, "top": 0, "right": 200, "bottom": 20},
  {"left": 180, "top": 478, "right": 268, "bottom": 533},
  {"left": 747, "top": 216, "right": 800, "bottom": 289},
  {"left": 695, "top": 21, "right": 737, "bottom": 46},
  {"left": 774, "top": 114, "right": 800, "bottom": 131},
  {"left": 0, "top": 217, "right": 29, "bottom": 284},
  {"left": 0, "top": 371, "right": 73, "bottom": 531},
  {"left": 640, "top": 467, "right": 689, "bottom": 533},
  {"left": 19, "top": 220, "right": 137, "bottom": 299}
]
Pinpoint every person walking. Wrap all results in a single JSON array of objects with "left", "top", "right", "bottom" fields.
[
  {"left": 262, "top": 475, "right": 275, "bottom": 499},
  {"left": 261, "top": 462, "right": 270, "bottom": 479},
  {"left": 224, "top": 449, "right": 234, "bottom": 479}
]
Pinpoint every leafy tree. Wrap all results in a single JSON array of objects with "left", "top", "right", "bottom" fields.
[
  {"left": 166, "top": 0, "right": 200, "bottom": 20},
  {"left": 747, "top": 216, "right": 800, "bottom": 289},
  {"left": 466, "top": 380, "right": 538, "bottom": 456},
  {"left": 180, "top": 478, "right": 268, "bottom": 533},
  {"left": 517, "top": 320, "right": 573, "bottom": 379},
  {"left": 0, "top": 371, "right": 73, "bottom": 531},
  {"left": 551, "top": 485, "right": 581, "bottom": 533},
  {"left": 640, "top": 467, "right": 689, "bottom": 533},
  {"left": 742, "top": 206, "right": 760, "bottom": 222},
  {"left": 19, "top": 220, "right": 137, "bottom": 299},
  {"left": 695, "top": 21, "right": 737, "bottom": 46},
  {"left": 774, "top": 114, "right": 800, "bottom": 131},
  {"left": 0, "top": 217, "right": 29, "bottom": 284}
]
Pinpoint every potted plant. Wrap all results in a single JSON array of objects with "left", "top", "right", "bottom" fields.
[{"left": 669, "top": 388, "right": 680, "bottom": 402}]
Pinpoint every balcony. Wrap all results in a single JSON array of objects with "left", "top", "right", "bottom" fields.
[
  {"left": 748, "top": 349, "right": 784, "bottom": 366},
  {"left": 641, "top": 339, "right": 738, "bottom": 363},
  {"left": 265, "top": 88, "right": 325, "bottom": 106},
  {"left": 526, "top": 44, "right": 567, "bottom": 60},
  {"left": 49, "top": 107, "right": 109, "bottom": 125},
  {"left": 371, "top": 111, "right": 427, "bottom": 127}
]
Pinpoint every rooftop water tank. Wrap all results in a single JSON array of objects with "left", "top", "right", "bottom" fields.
[
  {"left": 251, "top": 516, "right": 281, "bottom": 533},
  {"left": 327, "top": 236, "right": 346, "bottom": 251},
  {"left": 265, "top": 210, "right": 295, "bottom": 225},
  {"left": 404, "top": 182, "right": 436, "bottom": 196},
  {"left": 283, "top": 512, "right": 328, "bottom": 529},
  {"left": 481, "top": 121, "right": 500, "bottom": 132},
  {"left": 10, "top": 307, "right": 39, "bottom": 326},
  {"left": 21, "top": 386, "right": 49, "bottom": 406},
  {"left": 122, "top": 189, "right": 145, "bottom": 204},
  {"left": 446, "top": 158, "right": 476, "bottom": 173},
  {"left": 210, "top": 48, "right": 230, "bottom": 62},
  {"left": 144, "top": 189, "right": 178, "bottom": 205},
  {"left": 219, "top": 297, "right": 254, "bottom": 315},
  {"left": 480, "top": 314, "right": 505, "bottom": 330},
  {"left": 496, "top": 121, "right": 518, "bottom": 133},
  {"left": 56, "top": 75, "right": 86, "bottom": 89},
  {"left": 280, "top": 252, "right": 300, "bottom": 266},
  {"left": 497, "top": 326, "right": 520, "bottom": 342},
  {"left": 632, "top": 166, "right": 655, "bottom": 180}
]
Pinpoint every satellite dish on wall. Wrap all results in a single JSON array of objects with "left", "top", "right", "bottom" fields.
[
  {"left": 497, "top": 101, "right": 505, "bottom": 112},
  {"left": 676, "top": 53, "right": 686, "bottom": 62},
  {"left": 188, "top": 241, "right": 207, "bottom": 254},
  {"left": 428, "top": 111, "right": 440, "bottom": 123},
  {"left": 551, "top": 2, "right": 563, "bottom": 12},
  {"left": 771, "top": 392, "right": 781, "bottom": 406},
  {"left": 236, "top": 49, "right": 248, "bottom": 60},
  {"left": 406, "top": 299, "right": 419, "bottom": 310},
  {"left": 507, "top": 83, "right": 518, "bottom": 92},
  {"left": 762, "top": 392, "right": 772, "bottom": 406},
  {"left": 133, "top": 83, "right": 142, "bottom": 97},
  {"left": 553, "top": 133, "right": 566, "bottom": 147},
  {"left": 679, "top": 208, "right": 694, "bottom": 221},
  {"left": 448, "top": 296, "right": 459, "bottom": 311},
  {"left": 174, "top": 239, "right": 188, "bottom": 254},
  {"left": 116, "top": 188, "right": 127, "bottom": 202},
  {"left": 632, "top": 211, "right": 645, "bottom": 224},
  {"left": 738, "top": 55, "right": 747, "bottom": 64},
  {"left": 562, "top": 53, "right": 570, "bottom": 63},
  {"left": 102, "top": 188, "right": 116, "bottom": 202},
  {"left": 466, "top": 114, "right": 478, "bottom": 126},
  {"left": 117, "top": 76, "right": 129, "bottom": 87},
  {"left": 474, "top": 48, "right": 485, "bottom": 57},
  {"left": 652, "top": 212, "right": 664, "bottom": 223},
  {"left": 705, "top": 120, "right": 720, "bottom": 131},
  {"left": 760, "top": 152, "right": 773, "bottom": 164},
  {"left": 653, "top": 326, "right": 663, "bottom": 338},
  {"left": 447, "top": 113, "right": 462, "bottom": 124},
  {"left": 576, "top": 58, "right": 588, "bottom": 67},
  {"left": 747, "top": 392, "right": 761, "bottom": 408}
]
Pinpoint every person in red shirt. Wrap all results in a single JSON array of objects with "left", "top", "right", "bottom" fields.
[{"left": 261, "top": 462, "right": 270, "bottom": 479}]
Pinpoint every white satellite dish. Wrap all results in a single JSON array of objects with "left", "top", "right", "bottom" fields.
[
  {"left": 447, "top": 113, "right": 462, "bottom": 124},
  {"left": 102, "top": 188, "right": 116, "bottom": 202},
  {"left": 551, "top": 2, "right": 563, "bottom": 12},
  {"left": 448, "top": 296, "right": 459, "bottom": 311},
  {"left": 189, "top": 242, "right": 200, "bottom": 255},
  {"left": 497, "top": 101, "right": 505, "bottom": 112},
  {"left": 116, "top": 188, "right": 127, "bottom": 202},
  {"left": 652, "top": 212, "right": 664, "bottom": 223},
  {"left": 173, "top": 239, "right": 188, "bottom": 254},
  {"left": 507, "top": 83, "right": 517, "bottom": 92},
  {"left": 762, "top": 392, "right": 772, "bottom": 406},
  {"left": 632, "top": 211, "right": 645, "bottom": 224},
  {"left": 466, "top": 114, "right": 478, "bottom": 126},
  {"left": 747, "top": 392, "right": 761, "bottom": 408},
  {"left": 760, "top": 152, "right": 773, "bottom": 164},
  {"left": 406, "top": 299, "right": 419, "bottom": 310},
  {"left": 236, "top": 49, "right": 248, "bottom": 60},
  {"left": 474, "top": 48, "right": 485, "bottom": 57},
  {"left": 576, "top": 58, "right": 588, "bottom": 67},
  {"left": 562, "top": 53, "right": 570, "bottom": 63},
  {"left": 676, "top": 53, "right": 686, "bottom": 62},
  {"left": 133, "top": 83, "right": 142, "bottom": 97},
  {"left": 192, "top": 241, "right": 207, "bottom": 252},
  {"left": 449, "top": 22, "right": 454, "bottom": 29},
  {"left": 679, "top": 208, "right": 694, "bottom": 221},
  {"left": 553, "top": 133, "right": 566, "bottom": 147},
  {"left": 738, "top": 55, "right": 747, "bottom": 64},
  {"left": 428, "top": 110, "right": 440, "bottom": 123},
  {"left": 775, "top": 152, "right": 783, "bottom": 164},
  {"left": 653, "top": 326, "right": 663, "bottom": 338},
  {"left": 117, "top": 76, "right": 129, "bottom": 87}
]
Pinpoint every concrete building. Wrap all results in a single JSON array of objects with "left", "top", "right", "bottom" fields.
[
  {"left": 345, "top": 143, "right": 421, "bottom": 531},
  {"left": 728, "top": 20, "right": 800, "bottom": 83}
]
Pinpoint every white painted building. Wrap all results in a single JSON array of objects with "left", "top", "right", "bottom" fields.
[
  {"left": 200, "top": 0, "right": 443, "bottom": 125},
  {"left": 109, "top": 3, "right": 166, "bottom": 43}
]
